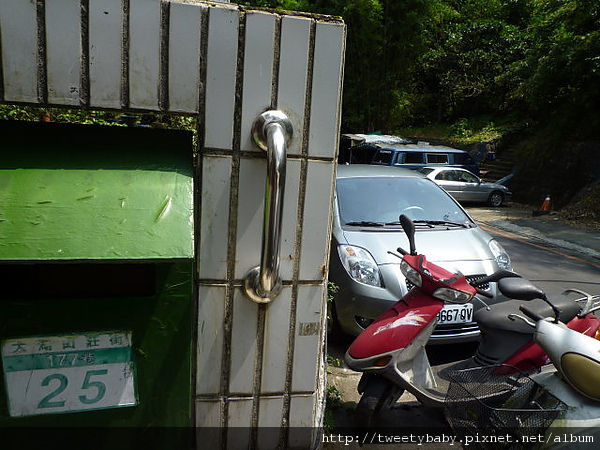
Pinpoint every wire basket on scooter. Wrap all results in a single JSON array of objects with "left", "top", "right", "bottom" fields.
[{"left": 444, "top": 365, "right": 566, "bottom": 450}]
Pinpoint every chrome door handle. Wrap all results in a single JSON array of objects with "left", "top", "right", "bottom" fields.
[{"left": 243, "top": 110, "right": 292, "bottom": 303}]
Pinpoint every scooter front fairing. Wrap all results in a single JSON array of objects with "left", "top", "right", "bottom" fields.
[
  {"left": 347, "top": 289, "right": 443, "bottom": 362},
  {"left": 345, "top": 289, "right": 448, "bottom": 405}
]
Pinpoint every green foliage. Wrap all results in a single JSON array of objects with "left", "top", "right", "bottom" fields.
[
  {"left": 521, "top": 0, "right": 600, "bottom": 133},
  {"left": 0, "top": 105, "right": 125, "bottom": 126},
  {"left": 323, "top": 384, "right": 343, "bottom": 432},
  {"left": 241, "top": 0, "right": 600, "bottom": 138},
  {"left": 416, "top": 0, "right": 532, "bottom": 124},
  {"left": 327, "top": 281, "right": 339, "bottom": 302},
  {"left": 327, "top": 354, "right": 343, "bottom": 368},
  {"left": 0, "top": 105, "right": 198, "bottom": 134}
]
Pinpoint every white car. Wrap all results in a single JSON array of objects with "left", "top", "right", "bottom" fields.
[{"left": 419, "top": 167, "right": 512, "bottom": 207}]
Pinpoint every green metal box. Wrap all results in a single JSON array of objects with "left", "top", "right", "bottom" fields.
[{"left": 0, "top": 121, "right": 195, "bottom": 448}]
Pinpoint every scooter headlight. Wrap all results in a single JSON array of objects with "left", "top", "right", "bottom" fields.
[
  {"left": 338, "top": 245, "right": 382, "bottom": 287},
  {"left": 433, "top": 287, "right": 473, "bottom": 304},
  {"left": 400, "top": 259, "right": 422, "bottom": 288}
]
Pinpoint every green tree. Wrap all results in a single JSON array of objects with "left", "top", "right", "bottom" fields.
[
  {"left": 523, "top": 0, "right": 600, "bottom": 134},
  {"left": 416, "top": 0, "right": 532, "bottom": 123},
  {"left": 243, "top": 0, "right": 432, "bottom": 132}
]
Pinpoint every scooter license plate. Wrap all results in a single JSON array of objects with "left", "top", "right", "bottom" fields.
[{"left": 437, "top": 304, "right": 473, "bottom": 324}]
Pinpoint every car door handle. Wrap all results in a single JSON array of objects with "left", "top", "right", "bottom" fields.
[{"left": 243, "top": 110, "right": 293, "bottom": 303}]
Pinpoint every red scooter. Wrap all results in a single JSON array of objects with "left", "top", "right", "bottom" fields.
[{"left": 345, "top": 215, "right": 600, "bottom": 425}]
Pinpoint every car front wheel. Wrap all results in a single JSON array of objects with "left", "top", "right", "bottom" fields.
[{"left": 487, "top": 191, "right": 504, "bottom": 207}]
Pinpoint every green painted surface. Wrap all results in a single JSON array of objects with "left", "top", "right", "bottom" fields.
[
  {"left": 0, "top": 119, "right": 194, "bottom": 261},
  {"left": 0, "top": 168, "right": 193, "bottom": 260}
]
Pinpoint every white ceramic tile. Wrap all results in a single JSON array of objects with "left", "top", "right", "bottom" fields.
[
  {"left": 289, "top": 395, "right": 317, "bottom": 445},
  {"left": 279, "top": 159, "right": 301, "bottom": 281},
  {"left": 204, "top": 7, "right": 239, "bottom": 149},
  {"left": 277, "top": 16, "right": 311, "bottom": 156},
  {"left": 227, "top": 399, "right": 252, "bottom": 436},
  {"left": 88, "top": 0, "right": 122, "bottom": 109},
  {"left": 240, "top": 11, "right": 276, "bottom": 152},
  {"left": 308, "top": 22, "right": 345, "bottom": 159},
  {"left": 229, "top": 288, "right": 259, "bottom": 394},
  {"left": 258, "top": 397, "right": 284, "bottom": 448},
  {"left": 195, "top": 400, "right": 222, "bottom": 447},
  {"left": 235, "top": 157, "right": 264, "bottom": 280},
  {"left": 129, "top": 0, "right": 161, "bottom": 110},
  {"left": 195, "top": 403, "right": 222, "bottom": 447},
  {"left": 198, "top": 155, "right": 232, "bottom": 281},
  {"left": 235, "top": 158, "right": 300, "bottom": 281},
  {"left": 261, "top": 287, "right": 292, "bottom": 393},
  {"left": 196, "top": 398, "right": 221, "bottom": 427},
  {"left": 292, "top": 284, "right": 326, "bottom": 393},
  {"left": 196, "top": 285, "right": 225, "bottom": 396},
  {"left": 299, "top": 161, "right": 335, "bottom": 281},
  {"left": 168, "top": 2, "right": 202, "bottom": 113},
  {"left": 45, "top": 0, "right": 81, "bottom": 105},
  {"left": 0, "top": 0, "right": 38, "bottom": 102}
]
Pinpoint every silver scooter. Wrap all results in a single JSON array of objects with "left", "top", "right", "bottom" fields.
[{"left": 445, "top": 293, "right": 600, "bottom": 449}]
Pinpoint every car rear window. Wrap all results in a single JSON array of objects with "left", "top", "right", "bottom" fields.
[
  {"left": 426, "top": 153, "right": 449, "bottom": 164},
  {"left": 403, "top": 152, "right": 423, "bottom": 164},
  {"left": 372, "top": 149, "right": 394, "bottom": 164},
  {"left": 336, "top": 176, "right": 471, "bottom": 226}
]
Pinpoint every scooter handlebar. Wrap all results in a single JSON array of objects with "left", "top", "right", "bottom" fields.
[
  {"left": 519, "top": 304, "right": 545, "bottom": 323},
  {"left": 470, "top": 270, "right": 521, "bottom": 287},
  {"left": 476, "top": 287, "right": 494, "bottom": 299}
]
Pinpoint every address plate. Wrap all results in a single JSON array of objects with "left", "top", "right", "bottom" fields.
[{"left": 2, "top": 331, "right": 137, "bottom": 417}]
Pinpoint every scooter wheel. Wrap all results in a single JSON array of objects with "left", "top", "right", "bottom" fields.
[{"left": 355, "top": 374, "right": 404, "bottom": 427}]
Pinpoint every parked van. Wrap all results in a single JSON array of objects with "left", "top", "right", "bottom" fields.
[{"left": 371, "top": 143, "right": 479, "bottom": 175}]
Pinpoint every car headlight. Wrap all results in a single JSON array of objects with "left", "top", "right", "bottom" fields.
[
  {"left": 337, "top": 245, "right": 382, "bottom": 287},
  {"left": 400, "top": 259, "right": 422, "bottom": 288},
  {"left": 433, "top": 287, "right": 473, "bottom": 304},
  {"left": 489, "top": 239, "right": 511, "bottom": 270}
]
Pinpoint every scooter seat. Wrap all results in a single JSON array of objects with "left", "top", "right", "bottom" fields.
[{"left": 476, "top": 296, "right": 581, "bottom": 334}]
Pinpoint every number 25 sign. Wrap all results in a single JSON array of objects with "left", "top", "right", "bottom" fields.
[{"left": 2, "top": 332, "right": 137, "bottom": 417}]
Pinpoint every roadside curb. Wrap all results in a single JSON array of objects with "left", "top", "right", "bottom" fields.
[
  {"left": 467, "top": 206, "right": 600, "bottom": 264},
  {"left": 483, "top": 218, "right": 600, "bottom": 262}
]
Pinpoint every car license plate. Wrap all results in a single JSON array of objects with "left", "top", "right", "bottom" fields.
[
  {"left": 1, "top": 331, "right": 137, "bottom": 417},
  {"left": 437, "top": 304, "right": 473, "bottom": 325}
]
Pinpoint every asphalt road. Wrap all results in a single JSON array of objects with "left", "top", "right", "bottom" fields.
[
  {"left": 482, "top": 225, "right": 600, "bottom": 298},
  {"left": 325, "top": 205, "right": 600, "bottom": 450}
]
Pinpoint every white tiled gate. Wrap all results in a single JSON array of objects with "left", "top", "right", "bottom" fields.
[{"left": 0, "top": 1, "right": 345, "bottom": 448}]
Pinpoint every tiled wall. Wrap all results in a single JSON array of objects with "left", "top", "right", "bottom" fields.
[{"left": 0, "top": 1, "right": 345, "bottom": 448}]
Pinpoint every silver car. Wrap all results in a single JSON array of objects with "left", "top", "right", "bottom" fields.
[
  {"left": 419, "top": 166, "right": 512, "bottom": 207},
  {"left": 328, "top": 165, "right": 512, "bottom": 344}
]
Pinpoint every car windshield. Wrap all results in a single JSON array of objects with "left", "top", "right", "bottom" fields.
[{"left": 336, "top": 176, "right": 472, "bottom": 226}]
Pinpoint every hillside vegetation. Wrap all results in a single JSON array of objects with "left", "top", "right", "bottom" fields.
[{"left": 244, "top": 0, "right": 600, "bottom": 214}]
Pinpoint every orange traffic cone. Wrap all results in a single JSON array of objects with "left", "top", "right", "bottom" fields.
[{"left": 540, "top": 195, "right": 551, "bottom": 211}]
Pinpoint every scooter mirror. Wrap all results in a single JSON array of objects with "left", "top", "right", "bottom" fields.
[
  {"left": 498, "top": 277, "right": 546, "bottom": 301},
  {"left": 399, "top": 214, "right": 416, "bottom": 255}
]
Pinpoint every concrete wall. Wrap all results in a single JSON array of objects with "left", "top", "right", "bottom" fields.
[{"left": 0, "top": 1, "right": 345, "bottom": 448}]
